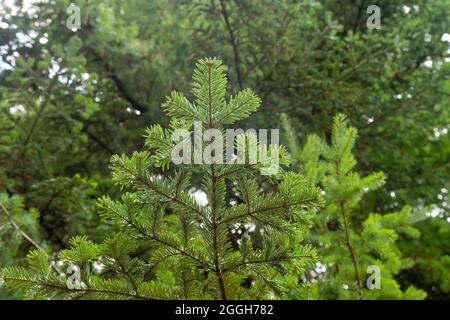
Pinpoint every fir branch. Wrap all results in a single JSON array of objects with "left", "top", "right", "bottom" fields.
[
  {"left": 0, "top": 201, "right": 63, "bottom": 275},
  {"left": 0, "top": 202, "right": 43, "bottom": 253},
  {"left": 233, "top": 254, "right": 316, "bottom": 269},
  {"left": 113, "top": 158, "right": 209, "bottom": 222},
  {"left": 219, "top": 198, "right": 318, "bottom": 225},
  {"left": 219, "top": 0, "right": 243, "bottom": 89}
]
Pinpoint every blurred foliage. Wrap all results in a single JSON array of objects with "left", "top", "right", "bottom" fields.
[
  {"left": 283, "top": 113, "right": 428, "bottom": 299},
  {"left": 0, "top": 58, "right": 323, "bottom": 300},
  {"left": 0, "top": 0, "right": 448, "bottom": 299}
]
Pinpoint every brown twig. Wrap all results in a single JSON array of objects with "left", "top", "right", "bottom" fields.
[
  {"left": 219, "top": 0, "right": 243, "bottom": 89},
  {"left": 0, "top": 201, "right": 61, "bottom": 274}
]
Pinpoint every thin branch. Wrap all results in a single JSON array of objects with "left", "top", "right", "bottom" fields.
[
  {"left": 104, "top": 203, "right": 208, "bottom": 268},
  {"left": 95, "top": 51, "right": 149, "bottom": 113},
  {"left": 0, "top": 201, "right": 62, "bottom": 274},
  {"left": 23, "top": 81, "right": 56, "bottom": 146},
  {"left": 117, "top": 160, "right": 209, "bottom": 222},
  {"left": 0, "top": 202, "right": 43, "bottom": 252},
  {"left": 334, "top": 160, "right": 364, "bottom": 299},
  {"left": 351, "top": 0, "right": 365, "bottom": 34},
  {"left": 232, "top": 253, "right": 316, "bottom": 270},
  {"left": 206, "top": 60, "right": 227, "bottom": 299},
  {"left": 219, "top": 0, "right": 243, "bottom": 89},
  {"left": 84, "top": 127, "right": 115, "bottom": 155},
  {"left": 0, "top": 276, "right": 157, "bottom": 300}
]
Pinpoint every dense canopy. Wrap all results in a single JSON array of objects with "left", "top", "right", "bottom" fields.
[{"left": 0, "top": 0, "right": 449, "bottom": 300}]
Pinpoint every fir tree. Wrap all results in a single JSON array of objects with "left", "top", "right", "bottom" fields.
[
  {"left": 281, "top": 114, "right": 427, "bottom": 300},
  {"left": 0, "top": 58, "right": 322, "bottom": 300}
]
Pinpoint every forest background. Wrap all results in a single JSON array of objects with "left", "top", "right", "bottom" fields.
[{"left": 0, "top": 0, "right": 449, "bottom": 300}]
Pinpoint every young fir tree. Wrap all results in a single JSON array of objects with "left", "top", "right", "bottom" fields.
[
  {"left": 281, "top": 114, "right": 427, "bottom": 300},
  {"left": 0, "top": 58, "right": 322, "bottom": 300}
]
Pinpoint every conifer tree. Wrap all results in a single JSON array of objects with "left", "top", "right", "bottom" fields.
[
  {"left": 281, "top": 114, "right": 427, "bottom": 299},
  {"left": 0, "top": 58, "right": 322, "bottom": 300},
  {"left": 0, "top": 194, "right": 45, "bottom": 299},
  {"left": 0, "top": 115, "right": 46, "bottom": 298}
]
